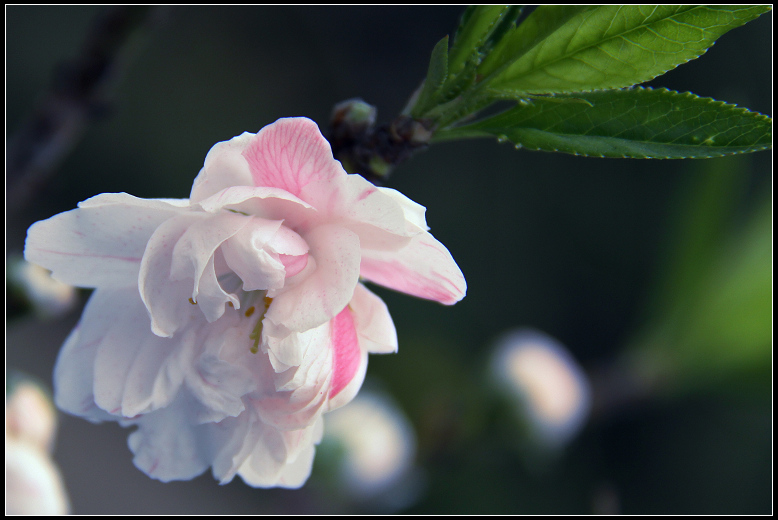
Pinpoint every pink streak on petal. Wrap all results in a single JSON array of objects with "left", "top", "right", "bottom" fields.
[
  {"left": 329, "top": 306, "right": 360, "bottom": 398},
  {"left": 33, "top": 248, "right": 142, "bottom": 263},
  {"left": 360, "top": 258, "right": 463, "bottom": 305},
  {"left": 357, "top": 187, "right": 377, "bottom": 201},
  {"left": 241, "top": 118, "right": 340, "bottom": 199},
  {"left": 278, "top": 253, "right": 308, "bottom": 278}
]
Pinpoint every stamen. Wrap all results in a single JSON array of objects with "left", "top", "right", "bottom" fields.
[
  {"left": 245, "top": 306, "right": 255, "bottom": 317},
  {"left": 248, "top": 296, "right": 274, "bottom": 354},
  {"left": 189, "top": 298, "right": 197, "bottom": 305}
]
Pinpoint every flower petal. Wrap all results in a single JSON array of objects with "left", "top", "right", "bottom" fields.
[
  {"left": 138, "top": 214, "right": 207, "bottom": 337},
  {"left": 316, "top": 175, "right": 419, "bottom": 251},
  {"left": 189, "top": 132, "right": 255, "bottom": 203},
  {"left": 53, "top": 289, "right": 128, "bottom": 422},
  {"left": 91, "top": 290, "right": 187, "bottom": 418},
  {"left": 266, "top": 224, "right": 361, "bottom": 332},
  {"left": 127, "top": 394, "right": 211, "bottom": 482},
  {"left": 169, "top": 211, "right": 255, "bottom": 321},
  {"left": 221, "top": 218, "right": 286, "bottom": 292},
  {"left": 351, "top": 283, "right": 398, "bottom": 354},
  {"left": 236, "top": 417, "right": 323, "bottom": 489},
  {"left": 329, "top": 305, "right": 362, "bottom": 399},
  {"left": 242, "top": 118, "right": 344, "bottom": 204},
  {"left": 197, "top": 185, "right": 317, "bottom": 232},
  {"left": 24, "top": 193, "right": 187, "bottom": 289},
  {"left": 184, "top": 314, "right": 257, "bottom": 424},
  {"left": 360, "top": 232, "right": 467, "bottom": 305},
  {"left": 257, "top": 323, "right": 332, "bottom": 429}
]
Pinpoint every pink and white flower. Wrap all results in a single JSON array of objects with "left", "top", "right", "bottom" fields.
[{"left": 24, "top": 117, "right": 466, "bottom": 488}]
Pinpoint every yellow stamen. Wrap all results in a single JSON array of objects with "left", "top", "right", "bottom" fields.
[
  {"left": 248, "top": 296, "right": 274, "bottom": 354},
  {"left": 189, "top": 298, "right": 197, "bottom": 305}
]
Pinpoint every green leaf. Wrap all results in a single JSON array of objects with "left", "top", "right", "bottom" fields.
[
  {"left": 448, "top": 5, "right": 523, "bottom": 76},
  {"left": 478, "top": 5, "right": 772, "bottom": 95},
  {"left": 436, "top": 87, "right": 772, "bottom": 159},
  {"left": 448, "top": 6, "right": 511, "bottom": 76},
  {"left": 411, "top": 36, "right": 449, "bottom": 117}
]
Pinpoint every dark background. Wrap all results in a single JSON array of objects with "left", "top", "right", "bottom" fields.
[{"left": 7, "top": 6, "right": 772, "bottom": 514}]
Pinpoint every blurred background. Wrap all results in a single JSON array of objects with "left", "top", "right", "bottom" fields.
[{"left": 6, "top": 6, "right": 772, "bottom": 514}]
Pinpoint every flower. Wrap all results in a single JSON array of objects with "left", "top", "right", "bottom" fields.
[
  {"left": 6, "top": 374, "right": 71, "bottom": 515},
  {"left": 490, "top": 329, "right": 590, "bottom": 450},
  {"left": 8, "top": 255, "right": 77, "bottom": 318},
  {"left": 24, "top": 117, "right": 466, "bottom": 488},
  {"left": 324, "top": 390, "right": 417, "bottom": 501}
]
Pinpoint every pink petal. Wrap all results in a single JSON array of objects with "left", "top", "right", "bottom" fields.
[
  {"left": 278, "top": 253, "right": 308, "bottom": 278},
  {"left": 242, "top": 118, "right": 345, "bottom": 203},
  {"left": 24, "top": 193, "right": 187, "bottom": 289},
  {"left": 360, "top": 232, "right": 467, "bottom": 305},
  {"left": 265, "top": 224, "right": 361, "bottom": 332},
  {"left": 329, "top": 305, "right": 362, "bottom": 398}
]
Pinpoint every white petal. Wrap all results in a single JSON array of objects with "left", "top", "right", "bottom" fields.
[
  {"left": 221, "top": 218, "right": 286, "bottom": 292},
  {"left": 378, "top": 186, "right": 429, "bottom": 232},
  {"left": 261, "top": 364, "right": 331, "bottom": 431},
  {"left": 208, "top": 412, "right": 257, "bottom": 484},
  {"left": 308, "top": 175, "right": 418, "bottom": 251},
  {"left": 127, "top": 394, "right": 211, "bottom": 482},
  {"left": 184, "top": 314, "right": 257, "bottom": 423},
  {"left": 24, "top": 193, "right": 187, "bottom": 289},
  {"left": 196, "top": 185, "right": 317, "bottom": 231},
  {"left": 236, "top": 417, "right": 322, "bottom": 489},
  {"left": 91, "top": 289, "right": 188, "bottom": 417},
  {"left": 170, "top": 211, "right": 252, "bottom": 322},
  {"left": 266, "top": 224, "right": 361, "bottom": 332},
  {"left": 138, "top": 214, "right": 206, "bottom": 337},
  {"left": 351, "top": 283, "right": 398, "bottom": 354},
  {"left": 189, "top": 132, "right": 255, "bottom": 203},
  {"left": 53, "top": 290, "right": 122, "bottom": 422}
]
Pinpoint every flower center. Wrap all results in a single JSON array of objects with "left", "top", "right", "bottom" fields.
[{"left": 243, "top": 292, "right": 273, "bottom": 354}]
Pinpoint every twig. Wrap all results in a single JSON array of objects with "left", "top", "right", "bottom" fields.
[{"left": 7, "top": 6, "right": 158, "bottom": 216}]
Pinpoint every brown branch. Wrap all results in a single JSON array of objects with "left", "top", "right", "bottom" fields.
[
  {"left": 327, "top": 98, "right": 433, "bottom": 185},
  {"left": 7, "top": 6, "right": 159, "bottom": 216}
]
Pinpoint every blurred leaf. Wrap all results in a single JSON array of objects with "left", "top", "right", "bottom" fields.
[
  {"left": 478, "top": 5, "right": 772, "bottom": 95},
  {"left": 436, "top": 88, "right": 772, "bottom": 159},
  {"left": 630, "top": 164, "right": 771, "bottom": 395},
  {"left": 670, "top": 192, "right": 771, "bottom": 380}
]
